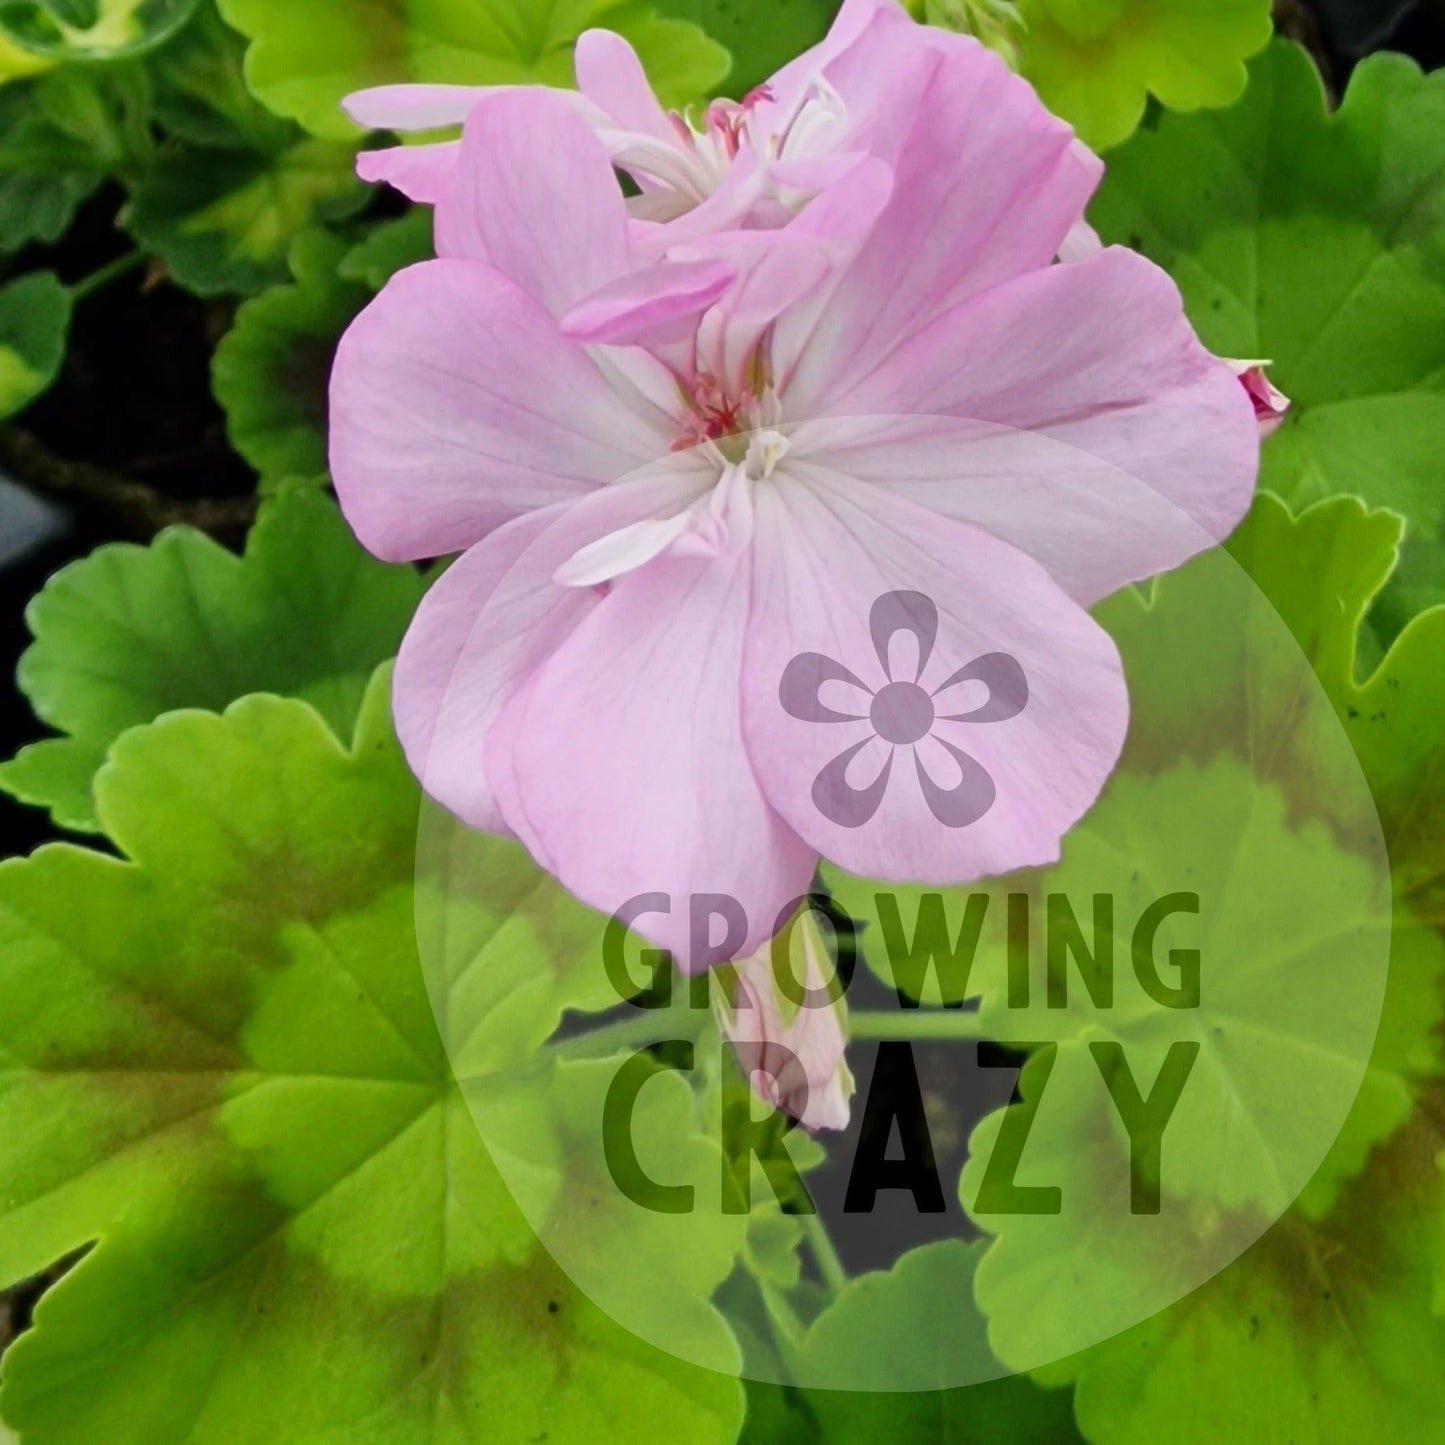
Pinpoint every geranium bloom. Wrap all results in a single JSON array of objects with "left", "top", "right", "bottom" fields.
[
  {"left": 330, "top": 8, "right": 1259, "bottom": 962},
  {"left": 346, "top": 0, "right": 947, "bottom": 243}
]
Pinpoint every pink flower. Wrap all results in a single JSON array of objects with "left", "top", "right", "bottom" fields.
[
  {"left": 345, "top": 0, "right": 1020, "bottom": 251},
  {"left": 329, "top": 24, "right": 1259, "bottom": 964},
  {"left": 718, "top": 911, "right": 855, "bottom": 1132}
]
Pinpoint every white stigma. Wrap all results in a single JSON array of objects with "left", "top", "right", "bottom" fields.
[{"left": 744, "top": 428, "right": 792, "bottom": 482}]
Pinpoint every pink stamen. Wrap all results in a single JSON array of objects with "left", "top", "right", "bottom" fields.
[
  {"left": 700, "top": 85, "right": 772, "bottom": 160},
  {"left": 673, "top": 370, "right": 759, "bottom": 450}
]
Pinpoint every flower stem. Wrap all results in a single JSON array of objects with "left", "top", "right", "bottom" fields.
[
  {"left": 545, "top": 1002, "right": 707, "bottom": 1061},
  {"left": 0, "top": 426, "right": 257, "bottom": 540},
  {"left": 848, "top": 1009, "right": 987, "bottom": 1041},
  {"left": 71, "top": 250, "right": 145, "bottom": 303},
  {"left": 799, "top": 1212, "right": 849, "bottom": 1296},
  {"left": 760, "top": 1279, "right": 807, "bottom": 1351}
]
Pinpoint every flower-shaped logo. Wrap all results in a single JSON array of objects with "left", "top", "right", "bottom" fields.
[{"left": 779, "top": 591, "right": 1028, "bottom": 829}]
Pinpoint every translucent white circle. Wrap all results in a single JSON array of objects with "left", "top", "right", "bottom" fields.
[{"left": 410, "top": 417, "right": 1391, "bottom": 1390}]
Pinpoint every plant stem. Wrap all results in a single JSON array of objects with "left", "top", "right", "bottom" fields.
[
  {"left": 848, "top": 1009, "right": 987, "bottom": 1041},
  {"left": 0, "top": 427, "right": 257, "bottom": 540},
  {"left": 545, "top": 1002, "right": 708, "bottom": 1061},
  {"left": 71, "top": 250, "right": 146, "bottom": 303},
  {"left": 799, "top": 1212, "right": 848, "bottom": 1296}
]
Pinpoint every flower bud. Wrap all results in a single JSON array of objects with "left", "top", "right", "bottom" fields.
[
  {"left": 1225, "top": 359, "right": 1291, "bottom": 437},
  {"left": 716, "top": 909, "right": 855, "bottom": 1132}
]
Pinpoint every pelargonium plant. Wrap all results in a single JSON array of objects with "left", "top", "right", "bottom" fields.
[{"left": 0, "top": 0, "right": 1441, "bottom": 1441}]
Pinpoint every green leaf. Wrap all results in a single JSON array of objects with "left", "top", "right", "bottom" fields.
[
  {"left": 0, "top": 488, "right": 425, "bottom": 831},
  {"left": 0, "top": 270, "right": 71, "bottom": 421},
  {"left": 1098, "top": 494, "right": 1445, "bottom": 929},
  {"left": 0, "top": 75, "right": 103, "bottom": 249},
  {"left": 826, "top": 492, "right": 1445, "bottom": 1422},
  {"left": 0, "top": 25, "right": 50, "bottom": 77},
  {"left": 1091, "top": 42, "right": 1445, "bottom": 640},
  {"left": 124, "top": 130, "right": 363, "bottom": 295},
  {"left": 215, "top": 0, "right": 731, "bottom": 141},
  {"left": 701, "top": 1037, "right": 823, "bottom": 1303},
  {"left": 822, "top": 868, "right": 973, "bottom": 1007},
  {"left": 1096, "top": 496, "right": 1445, "bottom": 1214},
  {"left": 791, "top": 1240, "right": 1084, "bottom": 1437},
  {"left": 1003, "top": 1077, "right": 1445, "bottom": 1445},
  {"left": 0, "top": 676, "right": 744, "bottom": 1444},
  {"left": 832, "top": 500, "right": 1445, "bottom": 1196},
  {"left": 0, "top": 735, "right": 103, "bottom": 831},
  {"left": 1235, "top": 500, "right": 1445, "bottom": 933},
  {"left": 1218, "top": 492, "right": 1402, "bottom": 689},
  {"left": 1119, "top": 495, "right": 1445, "bottom": 1210},
  {"left": 147, "top": 0, "right": 290, "bottom": 149},
  {"left": 975, "top": 757, "right": 1436, "bottom": 1219},
  {"left": 652, "top": 0, "right": 837, "bottom": 97},
  {"left": 336, "top": 205, "right": 433, "bottom": 289},
  {"left": 1340, "top": 606, "right": 1445, "bottom": 929},
  {"left": 1011, "top": 0, "right": 1273, "bottom": 150},
  {"left": 0, "top": 0, "right": 198, "bottom": 61},
  {"left": 951, "top": 495, "right": 1445, "bottom": 1437},
  {"left": 36, "top": 0, "right": 101, "bottom": 26},
  {"left": 0, "top": 62, "right": 154, "bottom": 246},
  {"left": 738, "top": 1379, "right": 819, "bottom": 1445},
  {"left": 964, "top": 1036, "right": 1445, "bottom": 1442},
  {"left": 212, "top": 228, "right": 370, "bottom": 488},
  {"left": 1216, "top": 495, "right": 1445, "bottom": 929},
  {"left": 120, "top": 3, "right": 363, "bottom": 296}
]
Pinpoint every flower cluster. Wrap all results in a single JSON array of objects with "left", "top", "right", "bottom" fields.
[{"left": 330, "top": 0, "right": 1261, "bottom": 977}]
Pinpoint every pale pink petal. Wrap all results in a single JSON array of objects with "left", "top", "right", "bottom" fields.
[
  {"left": 394, "top": 461, "right": 713, "bottom": 832},
  {"left": 483, "top": 663, "right": 559, "bottom": 872},
  {"left": 329, "top": 260, "right": 678, "bottom": 561},
  {"left": 766, "top": 151, "right": 871, "bottom": 193},
  {"left": 343, "top": 84, "right": 488, "bottom": 131},
  {"left": 627, "top": 157, "right": 775, "bottom": 258},
  {"left": 356, "top": 140, "right": 459, "bottom": 203},
  {"left": 1057, "top": 216, "right": 1103, "bottom": 263},
  {"left": 574, "top": 29, "right": 678, "bottom": 141},
  {"left": 760, "top": 0, "right": 892, "bottom": 118},
  {"left": 396, "top": 509, "right": 579, "bottom": 837},
  {"left": 561, "top": 258, "right": 736, "bottom": 347},
  {"left": 741, "top": 475, "right": 1127, "bottom": 884},
  {"left": 434, "top": 90, "right": 630, "bottom": 315},
  {"left": 590, "top": 347, "right": 695, "bottom": 436},
  {"left": 685, "top": 231, "right": 834, "bottom": 393},
  {"left": 791, "top": 248, "right": 1259, "bottom": 603},
  {"left": 777, "top": 20, "right": 1100, "bottom": 409},
  {"left": 488, "top": 545, "right": 817, "bottom": 962},
  {"left": 552, "top": 510, "right": 697, "bottom": 587},
  {"left": 344, "top": 82, "right": 609, "bottom": 133},
  {"left": 761, "top": 155, "right": 895, "bottom": 390},
  {"left": 667, "top": 156, "right": 892, "bottom": 392}
]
